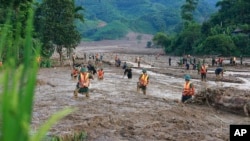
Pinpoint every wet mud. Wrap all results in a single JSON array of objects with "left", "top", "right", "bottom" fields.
[{"left": 32, "top": 41, "right": 250, "bottom": 141}]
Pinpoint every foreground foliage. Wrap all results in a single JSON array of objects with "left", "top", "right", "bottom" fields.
[{"left": 0, "top": 1, "right": 74, "bottom": 141}]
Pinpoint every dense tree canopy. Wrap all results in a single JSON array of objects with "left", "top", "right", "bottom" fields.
[
  {"left": 153, "top": 32, "right": 171, "bottom": 49},
  {"left": 153, "top": 0, "right": 250, "bottom": 56},
  {"left": 76, "top": 0, "right": 218, "bottom": 40},
  {"left": 35, "top": 0, "right": 83, "bottom": 65}
]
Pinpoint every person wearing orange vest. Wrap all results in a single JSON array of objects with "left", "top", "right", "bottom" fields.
[
  {"left": 200, "top": 64, "right": 207, "bottom": 81},
  {"left": 97, "top": 68, "right": 104, "bottom": 80},
  {"left": 71, "top": 67, "right": 79, "bottom": 80},
  {"left": 137, "top": 68, "right": 149, "bottom": 95},
  {"left": 182, "top": 74, "right": 195, "bottom": 103},
  {"left": 74, "top": 67, "right": 93, "bottom": 98}
]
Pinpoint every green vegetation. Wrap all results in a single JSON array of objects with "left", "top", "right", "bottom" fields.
[
  {"left": 44, "top": 132, "right": 87, "bottom": 141},
  {"left": 152, "top": 32, "right": 171, "bottom": 49},
  {"left": 35, "top": 0, "right": 83, "bottom": 65},
  {"left": 91, "top": 20, "right": 128, "bottom": 41},
  {"left": 0, "top": 0, "right": 76, "bottom": 141},
  {"left": 153, "top": 0, "right": 250, "bottom": 56},
  {"left": 75, "top": 0, "right": 218, "bottom": 40}
]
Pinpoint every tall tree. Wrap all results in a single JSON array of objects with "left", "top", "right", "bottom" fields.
[
  {"left": 201, "top": 34, "right": 238, "bottom": 56},
  {"left": 181, "top": 0, "right": 199, "bottom": 27},
  {"left": 211, "top": 0, "right": 250, "bottom": 26},
  {"left": 172, "top": 23, "right": 202, "bottom": 55},
  {"left": 36, "top": 0, "right": 83, "bottom": 65}
]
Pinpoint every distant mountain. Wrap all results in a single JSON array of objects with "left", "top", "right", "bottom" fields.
[{"left": 75, "top": 0, "right": 219, "bottom": 40}]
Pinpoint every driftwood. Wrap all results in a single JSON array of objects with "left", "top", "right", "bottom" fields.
[{"left": 189, "top": 87, "right": 250, "bottom": 117}]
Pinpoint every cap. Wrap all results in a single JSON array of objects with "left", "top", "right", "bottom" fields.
[{"left": 142, "top": 68, "right": 147, "bottom": 73}]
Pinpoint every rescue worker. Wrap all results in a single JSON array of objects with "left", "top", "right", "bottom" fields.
[
  {"left": 97, "top": 68, "right": 104, "bottom": 80},
  {"left": 200, "top": 64, "right": 207, "bottom": 81},
  {"left": 124, "top": 65, "right": 132, "bottom": 79},
  {"left": 87, "top": 63, "right": 97, "bottom": 75},
  {"left": 72, "top": 53, "right": 77, "bottom": 65},
  {"left": 212, "top": 57, "right": 215, "bottom": 67},
  {"left": 95, "top": 53, "right": 99, "bottom": 66},
  {"left": 233, "top": 57, "right": 236, "bottom": 65},
  {"left": 71, "top": 67, "right": 79, "bottom": 80},
  {"left": 218, "top": 57, "right": 223, "bottom": 67},
  {"left": 230, "top": 57, "right": 233, "bottom": 65},
  {"left": 215, "top": 67, "right": 224, "bottom": 81},
  {"left": 182, "top": 74, "right": 195, "bottom": 103},
  {"left": 74, "top": 67, "right": 93, "bottom": 98},
  {"left": 137, "top": 57, "right": 141, "bottom": 68},
  {"left": 100, "top": 54, "right": 103, "bottom": 61},
  {"left": 115, "top": 58, "right": 121, "bottom": 67},
  {"left": 169, "top": 57, "right": 171, "bottom": 66},
  {"left": 240, "top": 55, "right": 243, "bottom": 65},
  {"left": 192, "top": 63, "right": 196, "bottom": 70},
  {"left": 186, "top": 63, "right": 190, "bottom": 70},
  {"left": 137, "top": 68, "right": 149, "bottom": 95},
  {"left": 122, "top": 61, "right": 127, "bottom": 70}
]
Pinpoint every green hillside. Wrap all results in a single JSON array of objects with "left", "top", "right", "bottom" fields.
[{"left": 75, "top": 0, "right": 219, "bottom": 40}]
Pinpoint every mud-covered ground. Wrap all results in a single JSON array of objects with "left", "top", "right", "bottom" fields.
[{"left": 32, "top": 39, "right": 250, "bottom": 141}]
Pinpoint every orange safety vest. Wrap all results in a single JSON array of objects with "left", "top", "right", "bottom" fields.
[
  {"left": 97, "top": 70, "right": 104, "bottom": 78},
  {"left": 182, "top": 82, "right": 194, "bottom": 96},
  {"left": 79, "top": 73, "right": 90, "bottom": 87},
  {"left": 140, "top": 74, "right": 149, "bottom": 86},
  {"left": 200, "top": 66, "right": 206, "bottom": 74}
]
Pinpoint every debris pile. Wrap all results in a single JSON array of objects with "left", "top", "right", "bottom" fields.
[{"left": 191, "top": 87, "right": 250, "bottom": 116}]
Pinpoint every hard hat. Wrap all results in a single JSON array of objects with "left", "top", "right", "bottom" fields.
[
  {"left": 142, "top": 68, "right": 147, "bottom": 73},
  {"left": 80, "top": 67, "right": 87, "bottom": 72},
  {"left": 184, "top": 74, "right": 191, "bottom": 81}
]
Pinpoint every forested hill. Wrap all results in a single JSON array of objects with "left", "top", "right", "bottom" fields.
[{"left": 75, "top": 0, "right": 219, "bottom": 40}]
